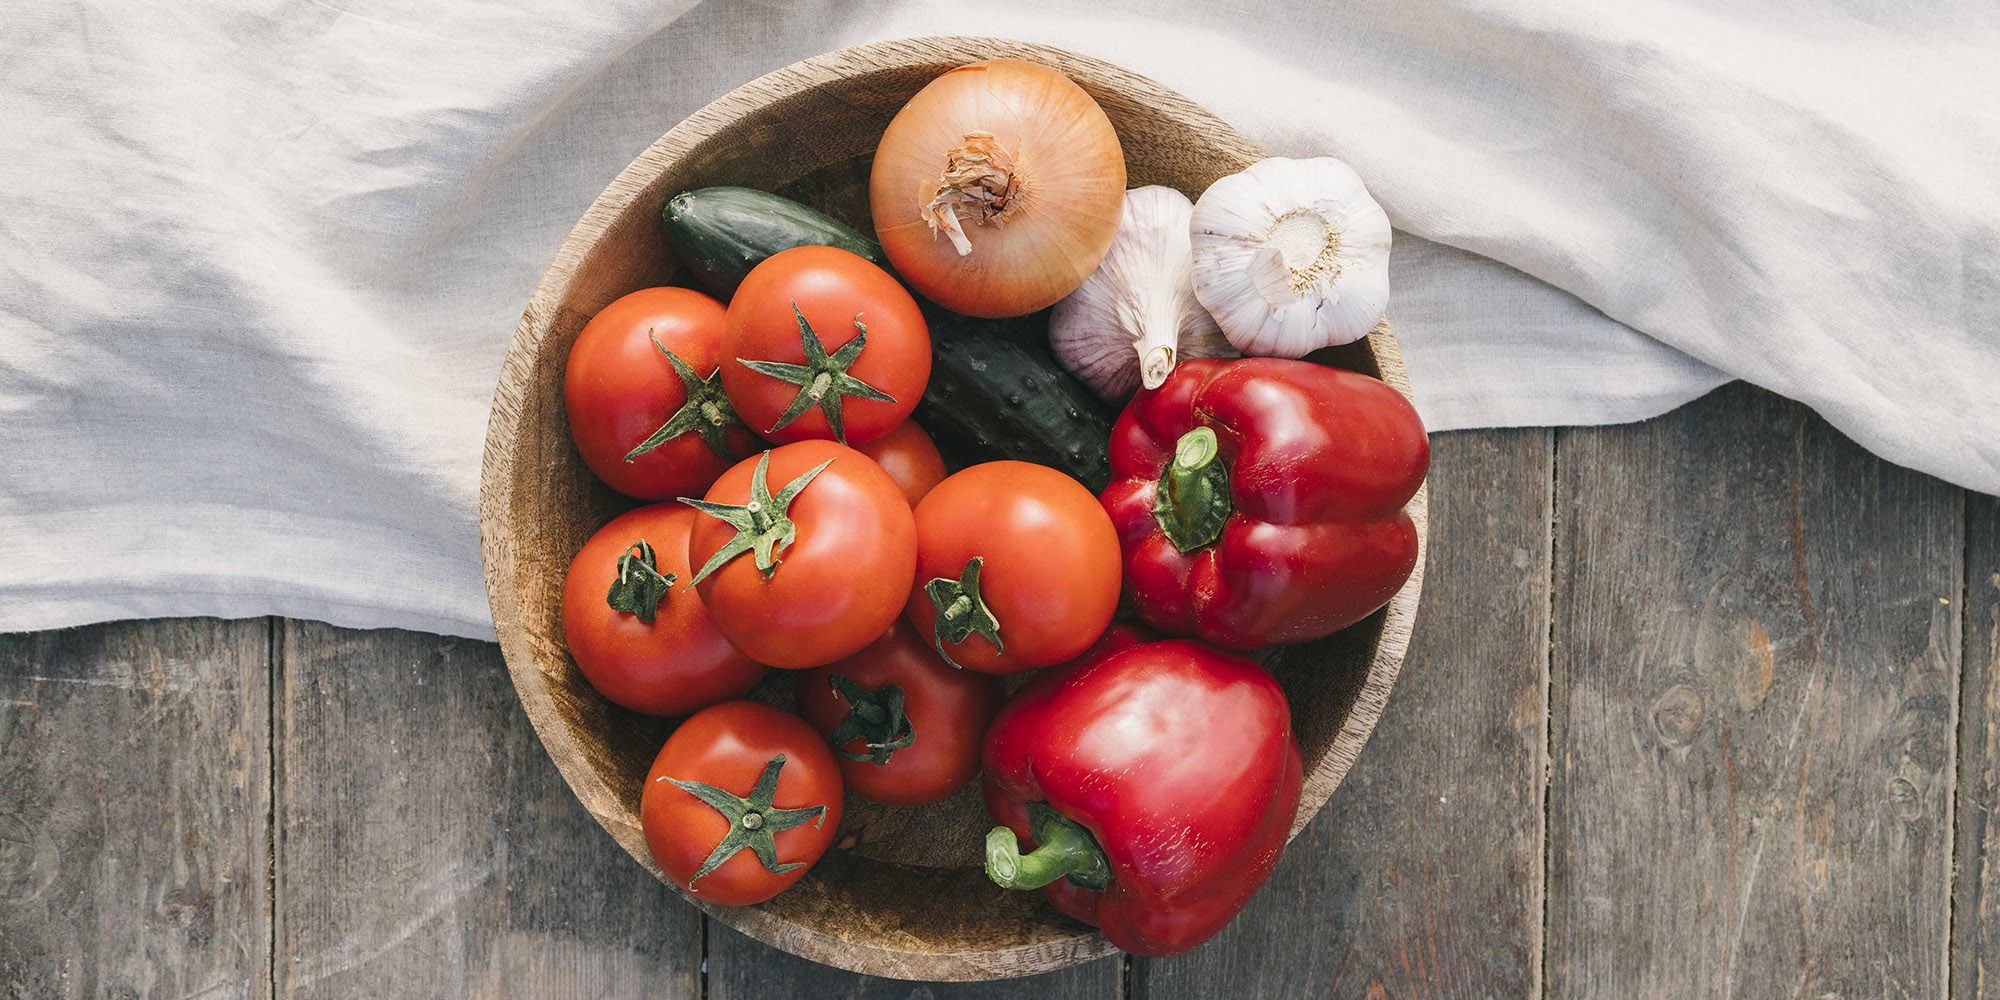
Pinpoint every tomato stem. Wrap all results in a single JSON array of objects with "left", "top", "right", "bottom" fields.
[
  {"left": 736, "top": 302, "right": 896, "bottom": 443},
  {"left": 626, "top": 335, "right": 746, "bottom": 464},
  {"left": 604, "top": 539, "right": 676, "bottom": 623},
  {"left": 922, "top": 556, "right": 1002, "bottom": 669},
  {"left": 826, "top": 675, "right": 916, "bottom": 765},
  {"left": 663, "top": 753, "right": 827, "bottom": 890},
  {"left": 680, "top": 452, "right": 835, "bottom": 586}
]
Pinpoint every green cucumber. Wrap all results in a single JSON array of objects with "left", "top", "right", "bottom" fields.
[
  {"left": 916, "top": 307, "right": 1116, "bottom": 492},
  {"left": 661, "top": 186, "right": 887, "bottom": 298}
]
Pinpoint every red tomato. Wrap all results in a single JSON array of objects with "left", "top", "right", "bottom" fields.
[
  {"left": 686, "top": 440, "right": 917, "bottom": 668},
  {"left": 641, "top": 701, "right": 843, "bottom": 906},
  {"left": 720, "top": 246, "right": 930, "bottom": 447},
  {"left": 905, "top": 462, "right": 1122, "bottom": 674},
  {"left": 560, "top": 504, "right": 766, "bottom": 715},
  {"left": 796, "top": 622, "right": 1004, "bottom": 806},
  {"left": 855, "top": 420, "right": 948, "bottom": 507},
  {"left": 565, "top": 287, "right": 761, "bottom": 500}
]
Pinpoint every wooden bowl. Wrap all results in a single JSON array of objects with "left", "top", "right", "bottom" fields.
[{"left": 481, "top": 36, "right": 1427, "bottom": 981}]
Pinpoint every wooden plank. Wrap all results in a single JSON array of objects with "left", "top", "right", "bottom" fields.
[
  {"left": 1548, "top": 384, "right": 1962, "bottom": 1000},
  {"left": 707, "top": 922, "right": 1123, "bottom": 998},
  {"left": 1955, "top": 491, "right": 1999, "bottom": 996},
  {"left": 0, "top": 619, "right": 271, "bottom": 1000},
  {"left": 274, "top": 623, "right": 699, "bottom": 999},
  {"left": 1135, "top": 428, "right": 1553, "bottom": 999}
]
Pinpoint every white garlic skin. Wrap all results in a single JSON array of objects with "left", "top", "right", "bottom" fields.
[
  {"left": 1190, "top": 157, "right": 1392, "bottom": 359},
  {"left": 1049, "top": 185, "right": 1235, "bottom": 401}
]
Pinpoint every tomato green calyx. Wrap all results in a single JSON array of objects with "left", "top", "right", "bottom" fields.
[
  {"left": 664, "top": 753, "right": 828, "bottom": 889},
  {"left": 737, "top": 302, "right": 897, "bottom": 443},
  {"left": 682, "top": 452, "right": 836, "bottom": 586},
  {"left": 826, "top": 675, "right": 915, "bottom": 765},
  {"left": 1152, "top": 425, "right": 1233, "bottom": 553},
  {"left": 626, "top": 334, "right": 746, "bottom": 463},
  {"left": 605, "top": 539, "right": 678, "bottom": 623},
  {"left": 985, "top": 802, "right": 1111, "bottom": 892},
  {"left": 924, "top": 556, "right": 1002, "bottom": 669}
]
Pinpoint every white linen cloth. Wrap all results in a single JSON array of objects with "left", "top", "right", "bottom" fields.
[{"left": 2, "top": 1, "right": 1994, "bottom": 640}]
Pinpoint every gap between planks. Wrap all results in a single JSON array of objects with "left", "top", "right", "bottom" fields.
[
  {"left": 1538, "top": 426, "right": 1558, "bottom": 1000},
  {"left": 268, "top": 616, "right": 283, "bottom": 1000}
]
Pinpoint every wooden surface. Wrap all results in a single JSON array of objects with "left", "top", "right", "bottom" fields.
[
  {"left": 0, "top": 620, "right": 270, "bottom": 1000},
  {"left": 273, "top": 622, "right": 700, "bottom": 999},
  {"left": 7, "top": 383, "right": 1998, "bottom": 996},
  {"left": 1956, "top": 490, "right": 1998, "bottom": 997},
  {"left": 1548, "top": 387, "right": 1962, "bottom": 999},
  {"left": 479, "top": 36, "right": 1424, "bottom": 979}
]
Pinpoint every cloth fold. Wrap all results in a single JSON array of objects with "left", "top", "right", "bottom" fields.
[{"left": 1, "top": 1, "right": 1992, "bottom": 640}]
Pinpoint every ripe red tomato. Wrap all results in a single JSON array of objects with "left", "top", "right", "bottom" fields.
[
  {"left": 641, "top": 701, "right": 843, "bottom": 906},
  {"left": 686, "top": 440, "right": 917, "bottom": 668},
  {"left": 560, "top": 504, "right": 766, "bottom": 715},
  {"left": 565, "top": 287, "right": 761, "bottom": 500},
  {"left": 720, "top": 246, "right": 930, "bottom": 447},
  {"left": 905, "top": 462, "right": 1122, "bottom": 674},
  {"left": 855, "top": 420, "right": 948, "bottom": 507},
  {"left": 796, "top": 622, "right": 1003, "bottom": 806}
]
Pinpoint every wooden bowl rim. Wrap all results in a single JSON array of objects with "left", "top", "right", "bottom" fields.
[{"left": 480, "top": 35, "right": 1428, "bottom": 981}]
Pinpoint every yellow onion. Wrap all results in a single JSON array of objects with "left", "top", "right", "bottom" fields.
[{"left": 870, "top": 60, "right": 1127, "bottom": 319}]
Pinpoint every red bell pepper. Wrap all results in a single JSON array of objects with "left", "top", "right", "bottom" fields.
[
  {"left": 1100, "top": 357, "right": 1428, "bottom": 649},
  {"left": 980, "top": 630, "right": 1303, "bottom": 956}
]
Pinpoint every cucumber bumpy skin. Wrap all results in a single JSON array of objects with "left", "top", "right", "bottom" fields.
[{"left": 916, "top": 307, "right": 1115, "bottom": 493}]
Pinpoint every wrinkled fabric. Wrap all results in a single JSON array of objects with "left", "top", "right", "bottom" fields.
[{"left": 2, "top": 1, "right": 1993, "bottom": 640}]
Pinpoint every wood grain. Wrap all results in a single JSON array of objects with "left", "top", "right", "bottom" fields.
[
  {"left": 1954, "top": 491, "right": 1999, "bottom": 996},
  {"left": 478, "top": 36, "right": 1426, "bottom": 979},
  {"left": 1548, "top": 384, "right": 1963, "bottom": 1000},
  {"left": 1135, "top": 429, "right": 1552, "bottom": 999},
  {"left": 273, "top": 622, "right": 699, "bottom": 999},
  {"left": 0, "top": 619, "right": 271, "bottom": 1000},
  {"left": 708, "top": 922, "right": 1122, "bottom": 999}
]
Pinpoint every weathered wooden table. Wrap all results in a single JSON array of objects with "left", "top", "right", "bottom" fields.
[{"left": 3, "top": 383, "right": 1992, "bottom": 998}]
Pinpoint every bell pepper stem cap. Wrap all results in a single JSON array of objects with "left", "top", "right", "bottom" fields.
[
  {"left": 1152, "top": 425, "right": 1233, "bottom": 552},
  {"left": 985, "top": 803, "right": 1112, "bottom": 892}
]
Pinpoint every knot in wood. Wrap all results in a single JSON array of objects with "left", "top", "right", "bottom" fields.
[
  {"left": 1651, "top": 684, "right": 1704, "bottom": 746},
  {"left": 1885, "top": 776, "right": 1922, "bottom": 822}
]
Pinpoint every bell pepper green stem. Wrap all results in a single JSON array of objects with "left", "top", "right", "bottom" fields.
[
  {"left": 985, "top": 803, "right": 1112, "bottom": 892},
  {"left": 1152, "top": 425, "right": 1233, "bottom": 552}
]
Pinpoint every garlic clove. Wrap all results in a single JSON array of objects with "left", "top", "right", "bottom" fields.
[
  {"left": 1053, "top": 189, "right": 1230, "bottom": 398},
  {"left": 1190, "top": 157, "right": 1393, "bottom": 359},
  {"left": 1050, "top": 186, "right": 1236, "bottom": 402}
]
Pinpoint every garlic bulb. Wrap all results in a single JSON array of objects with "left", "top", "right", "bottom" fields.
[
  {"left": 1189, "top": 157, "right": 1392, "bottom": 358},
  {"left": 1050, "top": 186, "right": 1235, "bottom": 401}
]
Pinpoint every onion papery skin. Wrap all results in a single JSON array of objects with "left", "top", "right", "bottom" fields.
[{"left": 870, "top": 60, "right": 1127, "bottom": 319}]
